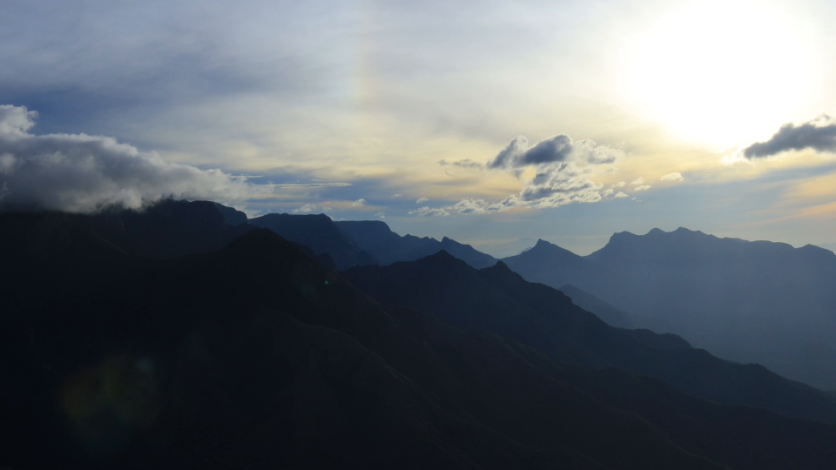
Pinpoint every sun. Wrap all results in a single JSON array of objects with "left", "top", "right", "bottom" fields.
[{"left": 621, "top": 0, "right": 816, "bottom": 147}]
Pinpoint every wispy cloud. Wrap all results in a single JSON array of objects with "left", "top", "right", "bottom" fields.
[
  {"left": 416, "top": 197, "right": 428, "bottom": 204},
  {"left": 438, "top": 158, "right": 483, "bottom": 169},
  {"left": 661, "top": 172, "right": 684, "bottom": 182}
]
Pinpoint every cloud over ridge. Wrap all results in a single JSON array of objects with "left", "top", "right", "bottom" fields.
[
  {"left": 744, "top": 115, "right": 836, "bottom": 159},
  {"left": 0, "top": 105, "right": 263, "bottom": 213}
]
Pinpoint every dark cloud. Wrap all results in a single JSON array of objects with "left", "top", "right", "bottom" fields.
[
  {"left": 487, "top": 135, "right": 623, "bottom": 169},
  {"left": 744, "top": 115, "right": 836, "bottom": 159},
  {"left": 0, "top": 105, "right": 264, "bottom": 213}
]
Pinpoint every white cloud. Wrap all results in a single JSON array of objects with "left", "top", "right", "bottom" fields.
[
  {"left": 351, "top": 198, "right": 366, "bottom": 207},
  {"left": 634, "top": 185, "right": 651, "bottom": 192},
  {"left": 432, "top": 134, "right": 626, "bottom": 215},
  {"left": 660, "top": 172, "right": 684, "bottom": 182},
  {"left": 416, "top": 197, "right": 429, "bottom": 204},
  {"left": 613, "top": 181, "right": 626, "bottom": 188},
  {"left": 409, "top": 206, "right": 451, "bottom": 217},
  {"left": 631, "top": 177, "right": 645, "bottom": 185},
  {"left": 614, "top": 191, "right": 629, "bottom": 198},
  {"left": 0, "top": 104, "right": 266, "bottom": 213},
  {"left": 375, "top": 211, "right": 386, "bottom": 219}
]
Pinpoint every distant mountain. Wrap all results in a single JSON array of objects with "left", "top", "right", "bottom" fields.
[
  {"left": 503, "top": 228, "right": 836, "bottom": 389},
  {"left": 6, "top": 226, "right": 836, "bottom": 468},
  {"left": 558, "top": 284, "right": 634, "bottom": 329},
  {"left": 335, "top": 220, "right": 497, "bottom": 268},
  {"left": 343, "top": 252, "right": 836, "bottom": 423},
  {"left": 250, "top": 213, "right": 376, "bottom": 270}
]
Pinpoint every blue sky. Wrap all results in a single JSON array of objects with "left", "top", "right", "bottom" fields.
[{"left": 2, "top": 0, "right": 836, "bottom": 255}]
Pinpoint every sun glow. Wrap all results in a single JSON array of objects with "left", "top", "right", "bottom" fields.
[{"left": 622, "top": 1, "right": 816, "bottom": 147}]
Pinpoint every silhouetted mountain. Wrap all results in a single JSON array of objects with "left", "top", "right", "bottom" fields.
[
  {"left": 335, "top": 219, "right": 497, "bottom": 268},
  {"left": 249, "top": 213, "right": 376, "bottom": 270},
  {"left": 6, "top": 226, "right": 836, "bottom": 468},
  {"left": 558, "top": 284, "right": 634, "bottom": 329},
  {"left": 343, "top": 252, "right": 836, "bottom": 423},
  {"left": 212, "top": 202, "right": 248, "bottom": 226},
  {"left": 503, "top": 228, "right": 836, "bottom": 389}
]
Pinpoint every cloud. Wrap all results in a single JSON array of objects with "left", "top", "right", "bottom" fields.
[
  {"left": 743, "top": 115, "right": 836, "bottom": 159},
  {"left": 613, "top": 181, "right": 626, "bottom": 188},
  {"left": 351, "top": 198, "right": 366, "bottom": 207},
  {"left": 660, "top": 172, "right": 684, "bottom": 182},
  {"left": 614, "top": 191, "right": 629, "bottom": 198},
  {"left": 438, "top": 158, "right": 483, "bottom": 169},
  {"left": 375, "top": 211, "right": 386, "bottom": 219},
  {"left": 391, "top": 193, "right": 402, "bottom": 198},
  {"left": 0, "top": 105, "right": 265, "bottom": 213},
  {"left": 412, "top": 134, "right": 626, "bottom": 218},
  {"left": 416, "top": 197, "right": 429, "bottom": 204},
  {"left": 487, "top": 135, "right": 623, "bottom": 169},
  {"left": 409, "top": 206, "right": 451, "bottom": 217},
  {"left": 272, "top": 182, "right": 351, "bottom": 189},
  {"left": 634, "top": 185, "right": 651, "bottom": 191},
  {"left": 631, "top": 177, "right": 645, "bottom": 185}
]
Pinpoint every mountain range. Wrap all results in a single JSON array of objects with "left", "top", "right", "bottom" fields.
[
  {"left": 503, "top": 228, "right": 836, "bottom": 389},
  {"left": 3, "top": 203, "right": 836, "bottom": 469},
  {"left": 5, "top": 200, "right": 836, "bottom": 468}
]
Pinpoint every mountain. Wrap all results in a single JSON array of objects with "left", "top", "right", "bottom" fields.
[
  {"left": 249, "top": 213, "right": 376, "bottom": 270},
  {"left": 6, "top": 222, "right": 836, "bottom": 468},
  {"left": 335, "top": 220, "right": 497, "bottom": 268},
  {"left": 558, "top": 284, "right": 634, "bottom": 329},
  {"left": 343, "top": 252, "right": 836, "bottom": 423},
  {"left": 503, "top": 228, "right": 836, "bottom": 389}
]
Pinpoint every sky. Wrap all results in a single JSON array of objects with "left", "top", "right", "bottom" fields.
[{"left": 2, "top": 0, "right": 836, "bottom": 256}]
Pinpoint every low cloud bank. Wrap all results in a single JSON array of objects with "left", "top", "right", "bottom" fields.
[
  {"left": 0, "top": 105, "right": 263, "bottom": 213},
  {"left": 744, "top": 115, "right": 836, "bottom": 159}
]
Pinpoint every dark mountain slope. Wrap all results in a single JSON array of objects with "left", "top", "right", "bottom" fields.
[
  {"left": 335, "top": 219, "right": 497, "bottom": 268},
  {"left": 502, "top": 228, "right": 836, "bottom": 389},
  {"left": 250, "top": 213, "right": 376, "bottom": 270},
  {"left": 343, "top": 252, "right": 836, "bottom": 423},
  {"left": 558, "top": 284, "right": 634, "bottom": 329},
  {"left": 6, "top": 228, "right": 836, "bottom": 468}
]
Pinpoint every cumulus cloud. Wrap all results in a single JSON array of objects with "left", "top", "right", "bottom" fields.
[
  {"left": 412, "top": 134, "right": 625, "bottom": 217},
  {"left": 634, "top": 185, "right": 651, "bottom": 191},
  {"left": 375, "top": 211, "right": 386, "bottom": 219},
  {"left": 409, "top": 206, "right": 451, "bottom": 217},
  {"left": 613, "top": 181, "right": 626, "bottom": 188},
  {"left": 438, "top": 158, "right": 483, "bottom": 169},
  {"left": 416, "top": 197, "right": 429, "bottom": 204},
  {"left": 0, "top": 104, "right": 265, "bottom": 213},
  {"left": 614, "top": 191, "right": 629, "bottom": 198},
  {"left": 631, "top": 177, "right": 645, "bottom": 185},
  {"left": 744, "top": 115, "right": 836, "bottom": 159},
  {"left": 487, "top": 135, "right": 623, "bottom": 169},
  {"left": 660, "top": 172, "right": 684, "bottom": 182},
  {"left": 351, "top": 198, "right": 366, "bottom": 207}
]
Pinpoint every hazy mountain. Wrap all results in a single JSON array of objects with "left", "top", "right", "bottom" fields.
[
  {"left": 558, "top": 284, "right": 634, "bottom": 329},
  {"left": 250, "top": 213, "right": 376, "bottom": 270},
  {"left": 343, "top": 252, "right": 836, "bottom": 422},
  {"left": 5, "top": 225, "right": 836, "bottom": 468},
  {"left": 335, "top": 220, "right": 497, "bottom": 268},
  {"left": 503, "top": 228, "right": 836, "bottom": 389}
]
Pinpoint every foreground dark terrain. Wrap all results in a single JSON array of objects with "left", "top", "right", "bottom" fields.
[{"left": 3, "top": 201, "right": 836, "bottom": 469}]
